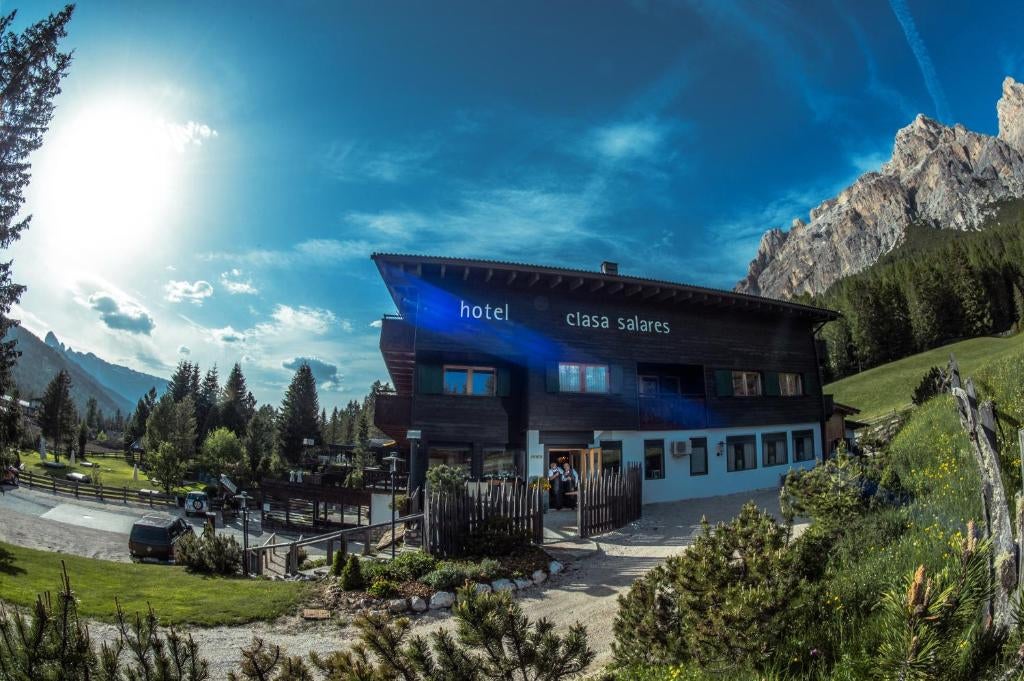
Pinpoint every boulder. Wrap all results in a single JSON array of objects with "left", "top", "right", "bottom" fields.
[
  {"left": 514, "top": 578, "right": 532, "bottom": 591},
  {"left": 430, "top": 591, "right": 455, "bottom": 609},
  {"left": 532, "top": 570, "right": 547, "bottom": 584},
  {"left": 491, "top": 578, "right": 515, "bottom": 592},
  {"left": 548, "top": 561, "right": 563, "bottom": 575},
  {"left": 473, "top": 582, "right": 492, "bottom": 594},
  {"left": 410, "top": 596, "right": 428, "bottom": 612},
  {"left": 388, "top": 598, "right": 408, "bottom": 614}
]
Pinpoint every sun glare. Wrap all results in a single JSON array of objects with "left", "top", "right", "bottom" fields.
[{"left": 32, "top": 96, "right": 189, "bottom": 262}]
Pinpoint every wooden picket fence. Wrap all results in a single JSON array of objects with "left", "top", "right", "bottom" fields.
[
  {"left": 20, "top": 470, "right": 178, "bottom": 507},
  {"left": 424, "top": 480, "right": 543, "bottom": 557},
  {"left": 577, "top": 464, "right": 643, "bottom": 538}
]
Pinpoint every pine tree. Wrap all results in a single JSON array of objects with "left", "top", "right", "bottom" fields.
[
  {"left": 0, "top": 7, "right": 73, "bottom": 450},
  {"left": 950, "top": 242, "right": 993, "bottom": 336},
  {"left": 277, "top": 363, "right": 320, "bottom": 464},
  {"left": 84, "top": 396, "right": 98, "bottom": 432},
  {"left": 77, "top": 419, "right": 87, "bottom": 458},
  {"left": 124, "top": 387, "right": 157, "bottom": 451},
  {"left": 145, "top": 394, "right": 196, "bottom": 493},
  {"left": 243, "top": 404, "right": 276, "bottom": 486},
  {"left": 39, "top": 369, "right": 76, "bottom": 458},
  {"left": 168, "top": 360, "right": 195, "bottom": 402},
  {"left": 221, "top": 363, "right": 254, "bottom": 437},
  {"left": 197, "top": 366, "right": 220, "bottom": 440},
  {"left": 0, "top": 386, "right": 23, "bottom": 457}
]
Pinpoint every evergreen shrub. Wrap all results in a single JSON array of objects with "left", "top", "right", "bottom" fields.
[{"left": 339, "top": 554, "right": 365, "bottom": 591}]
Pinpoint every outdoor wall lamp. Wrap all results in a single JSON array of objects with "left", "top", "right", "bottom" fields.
[{"left": 716, "top": 441, "right": 725, "bottom": 457}]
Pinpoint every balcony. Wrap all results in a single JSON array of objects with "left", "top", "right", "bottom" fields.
[
  {"left": 638, "top": 394, "right": 707, "bottom": 430},
  {"left": 374, "top": 393, "right": 412, "bottom": 440},
  {"left": 379, "top": 315, "right": 415, "bottom": 393}
]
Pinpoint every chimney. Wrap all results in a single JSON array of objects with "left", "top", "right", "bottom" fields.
[{"left": 601, "top": 261, "right": 619, "bottom": 275}]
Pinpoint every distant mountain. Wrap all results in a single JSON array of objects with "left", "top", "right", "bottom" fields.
[
  {"left": 6, "top": 326, "right": 130, "bottom": 415},
  {"left": 44, "top": 331, "right": 168, "bottom": 407},
  {"left": 736, "top": 76, "right": 1024, "bottom": 299}
]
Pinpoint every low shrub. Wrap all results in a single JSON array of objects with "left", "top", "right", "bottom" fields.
[
  {"left": 426, "top": 464, "right": 465, "bottom": 494},
  {"left": 330, "top": 550, "right": 346, "bottom": 577},
  {"left": 912, "top": 366, "right": 945, "bottom": 406},
  {"left": 421, "top": 564, "right": 466, "bottom": 591},
  {"left": 175, "top": 528, "right": 242, "bottom": 575},
  {"left": 780, "top": 455, "right": 867, "bottom": 528},
  {"left": 299, "top": 557, "right": 327, "bottom": 571},
  {"left": 460, "top": 558, "right": 502, "bottom": 582},
  {"left": 366, "top": 578, "right": 398, "bottom": 599},
  {"left": 339, "top": 554, "right": 365, "bottom": 591}
]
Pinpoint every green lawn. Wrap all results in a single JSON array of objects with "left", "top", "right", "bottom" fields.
[
  {"left": 0, "top": 541, "right": 311, "bottom": 626},
  {"left": 824, "top": 332, "right": 1024, "bottom": 421},
  {"left": 25, "top": 453, "right": 205, "bottom": 494}
]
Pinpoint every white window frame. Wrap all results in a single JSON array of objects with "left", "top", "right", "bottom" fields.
[
  {"left": 558, "top": 362, "right": 610, "bottom": 394},
  {"left": 779, "top": 372, "right": 803, "bottom": 397},
  {"left": 732, "top": 371, "right": 762, "bottom": 397}
]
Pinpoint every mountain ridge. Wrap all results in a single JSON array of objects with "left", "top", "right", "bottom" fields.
[
  {"left": 44, "top": 330, "right": 168, "bottom": 407},
  {"left": 736, "top": 76, "right": 1024, "bottom": 299}
]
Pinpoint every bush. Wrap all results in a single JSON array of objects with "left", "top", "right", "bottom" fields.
[
  {"left": 330, "top": 549, "right": 346, "bottom": 577},
  {"left": 780, "top": 455, "right": 866, "bottom": 528},
  {"left": 175, "top": 528, "right": 242, "bottom": 575},
  {"left": 421, "top": 563, "right": 468, "bottom": 591},
  {"left": 912, "top": 366, "right": 945, "bottom": 405},
  {"left": 426, "top": 464, "right": 465, "bottom": 494},
  {"left": 386, "top": 550, "right": 436, "bottom": 581},
  {"left": 464, "top": 515, "right": 531, "bottom": 557},
  {"left": 612, "top": 503, "right": 805, "bottom": 672},
  {"left": 339, "top": 554, "right": 365, "bottom": 591},
  {"left": 366, "top": 578, "right": 399, "bottom": 599},
  {"left": 460, "top": 558, "right": 502, "bottom": 582}
]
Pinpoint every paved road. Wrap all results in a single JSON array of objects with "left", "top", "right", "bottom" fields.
[{"left": 0, "top": 485, "right": 269, "bottom": 562}]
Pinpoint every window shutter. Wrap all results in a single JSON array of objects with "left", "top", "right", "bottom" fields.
[
  {"left": 765, "top": 371, "right": 780, "bottom": 396},
  {"left": 803, "top": 371, "right": 819, "bottom": 396},
  {"left": 416, "top": 364, "right": 443, "bottom": 395},
  {"left": 714, "top": 369, "right": 733, "bottom": 397},
  {"left": 496, "top": 367, "right": 511, "bottom": 396},
  {"left": 609, "top": 365, "right": 623, "bottom": 394},
  {"left": 545, "top": 362, "right": 560, "bottom": 393}
]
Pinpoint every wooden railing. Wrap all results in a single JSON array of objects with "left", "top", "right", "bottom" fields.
[
  {"left": 577, "top": 464, "right": 643, "bottom": 539},
  {"left": 19, "top": 470, "right": 177, "bottom": 507}
]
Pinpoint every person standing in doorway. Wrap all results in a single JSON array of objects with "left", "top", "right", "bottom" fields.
[
  {"left": 561, "top": 460, "right": 579, "bottom": 509},
  {"left": 547, "top": 461, "right": 562, "bottom": 510}
]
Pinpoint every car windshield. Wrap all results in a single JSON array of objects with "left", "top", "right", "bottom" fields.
[{"left": 130, "top": 524, "right": 167, "bottom": 542}]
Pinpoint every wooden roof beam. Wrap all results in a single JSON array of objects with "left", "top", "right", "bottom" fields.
[
  {"left": 506, "top": 271, "right": 518, "bottom": 285},
  {"left": 549, "top": 275, "right": 563, "bottom": 289},
  {"left": 657, "top": 290, "right": 677, "bottom": 302},
  {"left": 527, "top": 272, "right": 541, "bottom": 287},
  {"left": 589, "top": 280, "right": 605, "bottom": 293},
  {"left": 485, "top": 268, "right": 494, "bottom": 283},
  {"left": 607, "top": 282, "right": 624, "bottom": 295},
  {"left": 440, "top": 264, "right": 446, "bottom": 278},
  {"left": 463, "top": 266, "right": 470, "bottom": 281},
  {"left": 641, "top": 287, "right": 661, "bottom": 300},
  {"left": 569, "top": 277, "right": 585, "bottom": 291},
  {"left": 624, "top": 284, "right": 643, "bottom": 297}
]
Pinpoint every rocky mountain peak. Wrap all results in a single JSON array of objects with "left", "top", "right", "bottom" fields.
[
  {"left": 998, "top": 76, "right": 1024, "bottom": 153},
  {"left": 43, "top": 330, "right": 63, "bottom": 351},
  {"left": 736, "top": 76, "right": 1024, "bottom": 299}
]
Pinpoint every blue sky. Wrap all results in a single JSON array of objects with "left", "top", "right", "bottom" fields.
[{"left": 6, "top": 0, "right": 1024, "bottom": 410}]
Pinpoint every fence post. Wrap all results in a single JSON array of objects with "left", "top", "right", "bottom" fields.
[{"left": 123, "top": 486, "right": 127, "bottom": 504}]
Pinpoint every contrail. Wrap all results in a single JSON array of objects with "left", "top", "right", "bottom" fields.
[{"left": 888, "top": 0, "right": 952, "bottom": 122}]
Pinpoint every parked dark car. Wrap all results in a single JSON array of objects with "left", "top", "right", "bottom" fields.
[{"left": 128, "top": 515, "right": 193, "bottom": 562}]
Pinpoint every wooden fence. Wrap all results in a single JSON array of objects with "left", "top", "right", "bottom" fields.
[
  {"left": 19, "top": 470, "right": 177, "bottom": 507},
  {"left": 577, "top": 464, "right": 643, "bottom": 538},
  {"left": 423, "top": 480, "right": 543, "bottom": 557}
]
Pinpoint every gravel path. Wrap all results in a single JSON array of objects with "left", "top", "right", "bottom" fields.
[
  {"left": 0, "top": 489, "right": 130, "bottom": 561},
  {"left": 83, "top": 488, "right": 791, "bottom": 679}
]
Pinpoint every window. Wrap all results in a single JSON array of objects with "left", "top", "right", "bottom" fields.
[
  {"left": 639, "top": 375, "right": 659, "bottom": 395},
  {"left": 659, "top": 376, "right": 681, "bottom": 395},
  {"left": 559, "top": 362, "right": 609, "bottom": 393},
  {"left": 690, "top": 437, "right": 708, "bottom": 476},
  {"left": 644, "top": 439, "right": 665, "bottom": 480},
  {"left": 482, "top": 448, "right": 522, "bottom": 481},
  {"left": 726, "top": 435, "right": 757, "bottom": 472},
  {"left": 427, "top": 446, "right": 473, "bottom": 474},
  {"left": 762, "top": 432, "right": 788, "bottom": 467},
  {"left": 793, "top": 430, "right": 816, "bottom": 462},
  {"left": 443, "top": 366, "right": 495, "bottom": 396},
  {"left": 779, "top": 373, "right": 803, "bottom": 396},
  {"left": 731, "top": 371, "right": 762, "bottom": 397},
  {"left": 601, "top": 441, "right": 622, "bottom": 473}
]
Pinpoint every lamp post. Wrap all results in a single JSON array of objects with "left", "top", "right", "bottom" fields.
[
  {"left": 234, "top": 491, "right": 252, "bottom": 576},
  {"left": 382, "top": 452, "right": 403, "bottom": 559}
]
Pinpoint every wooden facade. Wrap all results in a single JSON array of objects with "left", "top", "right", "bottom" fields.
[{"left": 372, "top": 254, "right": 838, "bottom": 497}]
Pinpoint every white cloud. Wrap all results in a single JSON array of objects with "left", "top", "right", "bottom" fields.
[
  {"left": 164, "top": 279, "right": 213, "bottom": 304},
  {"left": 211, "top": 325, "right": 246, "bottom": 344},
  {"left": 165, "top": 120, "right": 218, "bottom": 152},
  {"left": 591, "top": 119, "right": 668, "bottom": 161},
  {"left": 266, "top": 304, "right": 338, "bottom": 335},
  {"left": 177, "top": 344, "right": 191, "bottom": 355},
  {"left": 220, "top": 269, "right": 259, "bottom": 295},
  {"left": 202, "top": 239, "right": 373, "bottom": 268},
  {"left": 369, "top": 319, "right": 383, "bottom": 328},
  {"left": 87, "top": 292, "right": 155, "bottom": 335},
  {"left": 322, "top": 139, "right": 437, "bottom": 183}
]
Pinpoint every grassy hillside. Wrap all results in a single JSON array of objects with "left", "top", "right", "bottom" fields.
[{"left": 824, "top": 332, "right": 1024, "bottom": 421}]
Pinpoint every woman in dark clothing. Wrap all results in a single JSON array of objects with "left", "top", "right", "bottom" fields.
[{"left": 547, "top": 462, "right": 563, "bottom": 510}]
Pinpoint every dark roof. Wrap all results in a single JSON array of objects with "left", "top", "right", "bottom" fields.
[{"left": 371, "top": 253, "right": 838, "bottom": 321}]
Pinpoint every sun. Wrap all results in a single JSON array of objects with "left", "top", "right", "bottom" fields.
[{"left": 30, "top": 94, "right": 189, "bottom": 264}]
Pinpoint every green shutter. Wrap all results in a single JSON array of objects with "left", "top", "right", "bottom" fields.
[
  {"left": 765, "top": 371, "right": 780, "bottom": 396},
  {"left": 609, "top": 365, "right": 623, "bottom": 394},
  {"left": 496, "top": 367, "right": 511, "bottom": 396},
  {"left": 545, "top": 362, "right": 560, "bottom": 393},
  {"left": 803, "top": 371, "right": 819, "bottom": 397},
  {"left": 714, "top": 369, "right": 733, "bottom": 397},
  {"left": 416, "top": 364, "right": 443, "bottom": 395}
]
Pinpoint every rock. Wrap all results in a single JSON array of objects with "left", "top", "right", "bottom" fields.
[
  {"left": 514, "top": 578, "right": 532, "bottom": 590},
  {"left": 429, "top": 591, "right": 455, "bottom": 609},
  {"left": 388, "top": 598, "right": 408, "bottom": 613},
  {"left": 548, "top": 561, "right": 563, "bottom": 575},
  {"left": 359, "top": 598, "right": 375, "bottom": 609},
  {"left": 473, "top": 582, "right": 492, "bottom": 594},
  {"left": 491, "top": 578, "right": 515, "bottom": 592},
  {"left": 410, "top": 596, "right": 427, "bottom": 612},
  {"left": 736, "top": 77, "right": 1024, "bottom": 299},
  {"left": 532, "top": 570, "right": 547, "bottom": 584}
]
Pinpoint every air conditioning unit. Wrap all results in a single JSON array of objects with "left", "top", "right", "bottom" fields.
[{"left": 671, "top": 440, "right": 690, "bottom": 458}]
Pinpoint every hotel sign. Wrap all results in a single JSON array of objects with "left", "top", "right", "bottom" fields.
[{"left": 459, "top": 299, "right": 671, "bottom": 335}]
